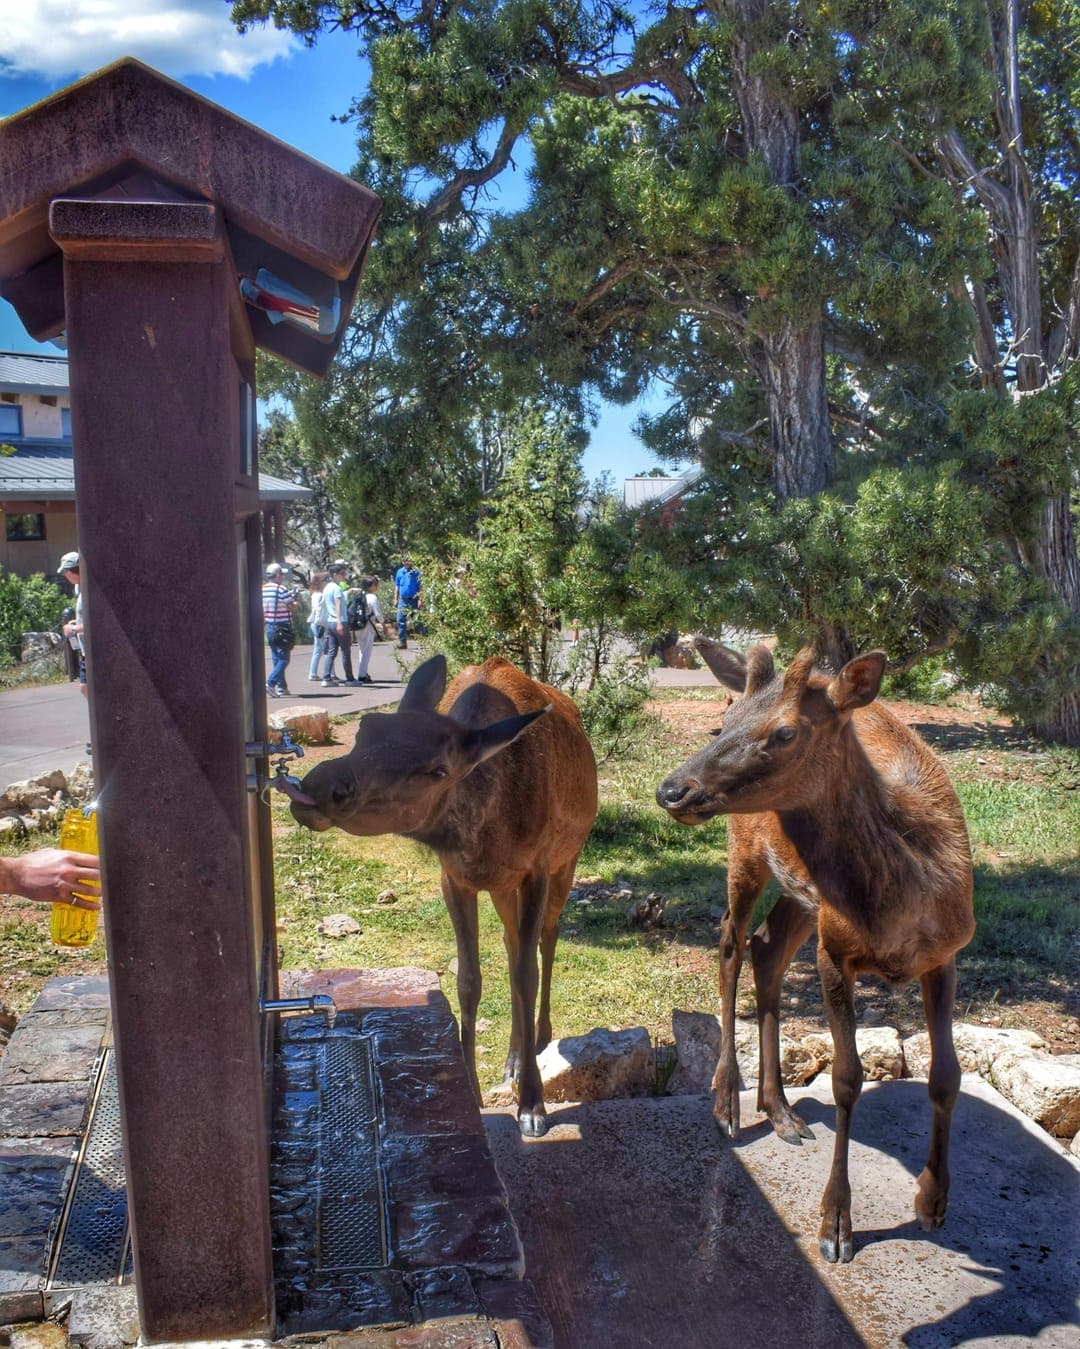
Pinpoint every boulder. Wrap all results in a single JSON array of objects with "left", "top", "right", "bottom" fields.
[
  {"left": 668, "top": 1010, "right": 758, "bottom": 1093},
  {"left": 21, "top": 631, "right": 64, "bottom": 672},
  {"left": 270, "top": 706, "right": 332, "bottom": 745},
  {"left": 801, "top": 1026, "right": 904, "bottom": 1081},
  {"left": 903, "top": 1023, "right": 1047, "bottom": 1078},
  {"left": 0, "top": 772, "right": 66, "bottom": 813},
  {"left": 1070, "top": 1130, "right": 1080, "bottom": 1161},
  {"left": 985, "top": 1051, "right": 1080, "bottom": 1139},
  {"left": 317, "top": 913, "right": 362, "bottom": 939},
  {"left": 537, "top": 1027, "right": 654, "bottom": 1102}
]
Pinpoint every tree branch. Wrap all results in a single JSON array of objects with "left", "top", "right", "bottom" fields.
[
  {"left": 419, "top": 118, "right": 522, "bottom": 225},
  {"left": 885, "top": 630, "right": 959, "bottom": 677}
]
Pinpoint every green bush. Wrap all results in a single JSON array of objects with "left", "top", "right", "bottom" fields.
[{"left": 0, "top": 569, "right": 67, "bottom": 667}]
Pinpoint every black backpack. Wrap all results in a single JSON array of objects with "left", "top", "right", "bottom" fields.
[{"left": 347, "top": 591, "right": 368, "bottom": 630}]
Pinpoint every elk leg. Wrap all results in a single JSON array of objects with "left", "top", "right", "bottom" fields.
[
  {"left": 712, "top": 849, "right": 769, "bottom": 1139},
  {"left": 494, "top": 874, "right": 551, "bottom": 1138},
  {"left": 442, "top": 874, "right": 482, "bottom": 1104},
  {"left": 817, "top": 940, "right": 860, "bottom": 1263},
  {"left": 537, "top": 857, "right": 577, "bottom": 1052},
  {"left": 750, "top": 894, "right": 816, "bottom": 1144},
  {"left": 915, "top": 958, "right": 960, "bottom": 1231}
]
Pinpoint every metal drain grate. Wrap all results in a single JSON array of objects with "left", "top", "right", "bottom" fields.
[
  {"left": 317, "top": 1036, "right": 385, "bottom": 1271},
  {"left": 49, "top": 1048, "right": 130, "bottom": 1288}
]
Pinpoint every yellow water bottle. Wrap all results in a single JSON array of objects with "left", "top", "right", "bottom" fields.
[{"left": 51, "top": 803, "right": 100, "bottom": 948}]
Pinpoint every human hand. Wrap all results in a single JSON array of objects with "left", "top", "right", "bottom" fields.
[{"left": 0, "top": 849, "right": 101, "bottom": 908}]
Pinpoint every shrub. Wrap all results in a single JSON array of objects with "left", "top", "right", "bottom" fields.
[{"left": 0, "top": 569, "right": 67, "bottom": 668}]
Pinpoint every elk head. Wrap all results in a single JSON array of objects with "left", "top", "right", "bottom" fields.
[
  {"left": 284, "top": 655, "right": 549, "bottom": 837},
  {"left": 655, "top": 641, "right": 886, "bottom": 823}
]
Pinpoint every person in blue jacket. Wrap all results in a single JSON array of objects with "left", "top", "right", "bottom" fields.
[{"left": 393, "top": 557, "right": 423, "bottom": 649}]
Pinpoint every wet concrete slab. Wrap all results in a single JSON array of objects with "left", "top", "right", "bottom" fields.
[{"left": 485, "top": 1078, "right": 1080, "bottom": 1348}]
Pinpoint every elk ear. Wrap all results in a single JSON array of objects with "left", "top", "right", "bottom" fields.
[
  {"left": 695, "top": 638, "right": 749, "bottom": 693},
  {"left": 745, "top": 643, "right": 778, "bottom": 694},
  {"left": 460, "top": 706, "right": 550, "bottom": 769},
  {"left": 780, "top": 646, "right": 816, "bottom": 704},
  {"left": 398, "top": 655, "right": 448, "bottom": 714},
  {"left": 827, "top": 651, "right": 886, "bottom": 712}
]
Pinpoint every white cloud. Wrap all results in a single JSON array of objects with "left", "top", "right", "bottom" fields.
[{"left": 0, "top": 0, "right": 296, "bottom": 83}]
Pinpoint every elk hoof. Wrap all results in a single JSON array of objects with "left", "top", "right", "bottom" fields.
[
  {"left": 767, "top": 1104, "right": 814, "bottom": 1145},
  {"left": 518, "top": 1106, "right": 549, "bottom": 1138},
  {"left": 915, "top": 1168, "right": 949, "bottom": 1230},
  {"left": 818, "top": 1213, "right": 854, "bottom": 1264}
]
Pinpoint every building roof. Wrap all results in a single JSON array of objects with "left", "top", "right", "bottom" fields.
[
  {"left": 0, "top": 445, "right": 312, "bottom": 503},
  {"left": 0, "top": 351, "right": 70, "bottom": 395},
  {"left": 623, "top": 466, "right": 703, "bottom": 510}
]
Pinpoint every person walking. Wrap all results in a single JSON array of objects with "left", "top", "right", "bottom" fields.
[
  {"left": 262, "top": 562, "right": 296, "bottom": 698},
  {"left": 58, "top": 552, "right": 87, "bottom": 699},
  {"left": 319, "top": 561, "right": 350, "bottom": 687},
  {"left": 393, "top": 556, "right": 422, "bottom": 649},
  {"left": 307, "top": 570, "right": 329, "bottom": 681},
  {"left": 352, "top": 576, "right": 384, "bottom": 683}
]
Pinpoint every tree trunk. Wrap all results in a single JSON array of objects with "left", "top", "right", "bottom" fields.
[
  {"left": 764, "top": 317, "right": 833, "bottom": 503},
  {"left": 1027, "top": 493, "right": 1080, "bottom": 746},
  {"left": 725, "top": 0, "right": 835, "bottom": 504}
]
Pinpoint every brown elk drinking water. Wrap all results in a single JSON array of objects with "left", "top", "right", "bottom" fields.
[
  {"left": 284, "top": 655, "right": 598, "bottom": 1137},
  {"left": 656, "top": 640, "right": 975, "bottom": 1263}
]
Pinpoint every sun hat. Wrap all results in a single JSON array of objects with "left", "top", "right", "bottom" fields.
[
  {"left": 330, "top": 559, "right": 348, "bottom": 573},
  {"left": 58, "top": 551, "right": 80, "bottom": 572},
  {"left": 265, "top": 562, "right": 287, "bottom": 576}
]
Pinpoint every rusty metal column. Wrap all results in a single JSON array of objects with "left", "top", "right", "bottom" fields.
[{"left": 51, "top": 198, "right": 273, "bottom": 1342}]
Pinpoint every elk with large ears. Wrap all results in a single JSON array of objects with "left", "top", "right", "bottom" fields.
[
  {"left": 285, "top": 654, "right": 598, "bottom": 1137},
  {"left": 656, "top": 639, "right": 974, "bottom": 1263}
]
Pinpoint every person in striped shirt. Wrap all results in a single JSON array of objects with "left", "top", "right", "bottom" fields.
[{"left": 262, "top": 562, "right": 296, "bottom": 698}]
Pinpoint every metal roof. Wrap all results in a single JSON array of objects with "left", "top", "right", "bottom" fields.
[
  {"left": 623, "top": 466, "right": 703, "bottom": 510},
  {"left": 0, "top": 445, "right": 312, "bottom": 503},
  {"left": 0, "top": 351, "right": 70, "bottom": 396}
]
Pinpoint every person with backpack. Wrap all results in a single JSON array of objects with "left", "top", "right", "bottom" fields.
[
  {"left": 350, "top": 576, "right": 385, "bottom": 684},
  {"left": 319, "top": 560, "right": 353, "bottom": 687}
]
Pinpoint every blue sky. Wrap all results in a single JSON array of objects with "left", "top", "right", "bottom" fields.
[{"left": 0, "top": 2, "right": 668, "bottom": 485}]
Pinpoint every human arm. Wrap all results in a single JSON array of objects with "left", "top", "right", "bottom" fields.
[{"left": 0, "top": 850, "right": 101, "bottom": 908}]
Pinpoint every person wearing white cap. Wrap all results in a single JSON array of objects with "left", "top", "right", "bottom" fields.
[
  {"left": 319, "top": 560, "right": 351, "bottom": 687},
  {"left": 262, "top": 562, "right": 296, "bottom": 697},
  {"left": 57, "top": 551, "right": 87, "bottom": 699}
]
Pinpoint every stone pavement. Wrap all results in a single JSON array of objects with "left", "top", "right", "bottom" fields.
[{"left": 485, "top": 1083, "right": 1080, "bottom": 1348}]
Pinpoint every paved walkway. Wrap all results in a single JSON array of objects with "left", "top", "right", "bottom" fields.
[
  {"left": 0, "top": 641, "right": 718, "bottom": 793},
  {"left": 485, "top": 1079, "right": 1080, "bottom": 1348}
]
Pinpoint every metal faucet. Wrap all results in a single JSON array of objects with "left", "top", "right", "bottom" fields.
[
  {"left": 259, "top": 994, "right": 336, "bottom": 1030},
  {"left": 245, "top": 731, "right": 306, "bottom": 802}
]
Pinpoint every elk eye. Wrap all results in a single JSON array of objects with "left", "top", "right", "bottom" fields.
[
  {"left": 708, "top": 727, "right": 724, "bottom": 738},
  {"left": 427, "top": 766, "right": 448, "bottom": 780},
  {"left": 772, "top": 725, "right": 797, "bottom": 745}
]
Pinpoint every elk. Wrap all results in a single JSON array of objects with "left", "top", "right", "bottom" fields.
[
  {"left": 284, "top": 654, "right": 598, "bottom": 1137},
  {"left": 656, "top": 640, "right": 974, "bottom": 1263}
]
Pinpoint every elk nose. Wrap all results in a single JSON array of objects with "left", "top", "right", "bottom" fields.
[{"left": 656, "top": 776, "right": 697, "bottom": 810}]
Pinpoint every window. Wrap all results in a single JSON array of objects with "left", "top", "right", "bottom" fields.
[
  {"left": 0, "top": 405, "right": 21, "bottom": 437},
  {"left": 61, "top": 407, "right": 72, "bottom": 438},
  {"left": 5, "top": 512, "right": 46, "bottom": 542}
]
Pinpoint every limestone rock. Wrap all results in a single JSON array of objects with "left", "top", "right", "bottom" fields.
[
  {"left": 902, "top": 1024, "right": 1047, "bottom": 1078},
  {"left": 537, "top": 1027, "right": 654, "bottom": 1102},
  {"left": 317, "top": 913, "right": 361, "bottom": 939},
  {"left": 67, "top": 763, "right": 96, "bottom": 800},
  {"left": 668, "top": 1010, "right": 756, "bottom": 1093},
  {"left": 0, "top": 816, "right": 25, "bottom": 839},
  {"left": 269, "top": 706, "right": 332, "bottom": 745},
  {"left": 801, "top": 1026, "right": 904, "bottom": 1081},
  {"left": 1070, "top": 1130, "right": 1080, "bottom": 1161},
  {"left": 21, "top": 630, "right": 64, "bottom": 671},
  {"left": 376, "top": 889, "right": 398, "bottom": 905},
  {"left": 986, "top": 1051, "right": 1080, "bottom": 1139}
]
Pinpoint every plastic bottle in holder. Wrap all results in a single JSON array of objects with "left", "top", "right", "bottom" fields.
[{"left": 51, "top": 804, "right": 100, "bottom": 948}]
